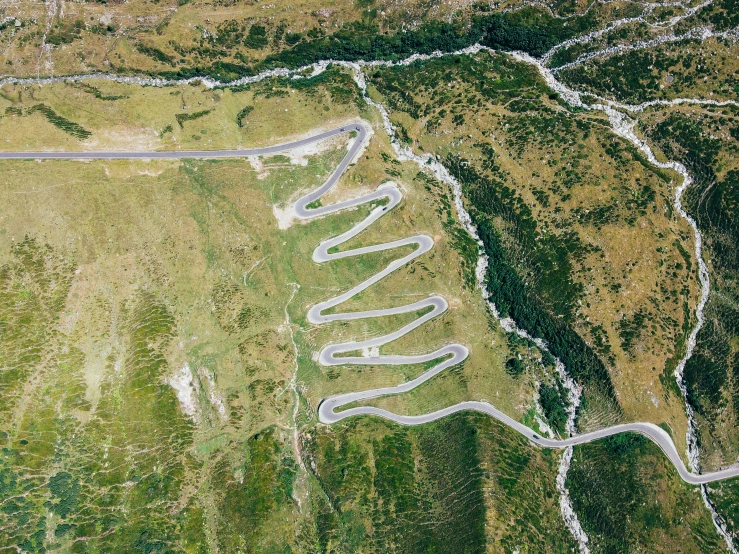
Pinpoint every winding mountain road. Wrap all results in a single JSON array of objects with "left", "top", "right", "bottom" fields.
[{"left": 6, "top": 122, "right": 739, "bottom": 486}]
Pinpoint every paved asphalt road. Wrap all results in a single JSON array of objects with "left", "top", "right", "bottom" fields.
[{"left": 5, "top": 122, "right": 738, "bottom": 485}]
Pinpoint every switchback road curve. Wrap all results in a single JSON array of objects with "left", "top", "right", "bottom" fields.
[{"left": 5, "top": 122, "right": 739, "bottom": 486}]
